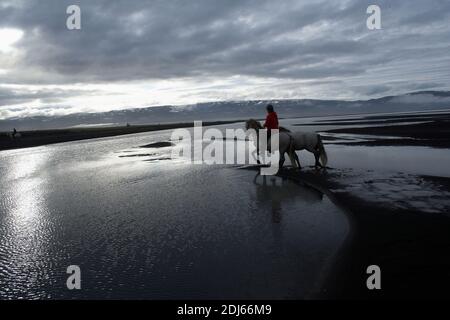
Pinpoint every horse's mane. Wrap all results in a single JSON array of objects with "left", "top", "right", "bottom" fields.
[
  {"left": 246, "top": 119, "right": 291, "bottom": 133},
  {"left": 245, "top": 119, "right": 263, "bottom": 130}
]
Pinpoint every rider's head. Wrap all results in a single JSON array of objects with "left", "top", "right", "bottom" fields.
[{"left": 266, "top": 104, "right": 274, "bottom": 113}]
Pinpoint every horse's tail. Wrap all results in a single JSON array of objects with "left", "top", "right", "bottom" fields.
[{"left": 317, "top": 134, "right": 328, "bottom": 167}]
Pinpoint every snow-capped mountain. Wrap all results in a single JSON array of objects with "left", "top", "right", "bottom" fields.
[{"left": 1, "top": 91, "right": 450, "bottom": 131}]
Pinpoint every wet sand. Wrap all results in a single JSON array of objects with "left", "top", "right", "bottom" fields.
[
  {"left": 277, "top": 169, "right": 450, "bottom": 299},
  {"left": 278, "top": 111, "right": 450, "bottom": 298},
  {"left": 324, "top": 111, "right": 450, "bottom": 148},
  {"left": 0, "top": 120, "right": 240, "bottom": 151},
  {"left": 237, "top": 162, "right": 450, "bottom": 299}
]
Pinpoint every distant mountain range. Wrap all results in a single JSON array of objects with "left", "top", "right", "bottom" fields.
[{"left": 1, "top": 91, "right": 450, "bottom": 131}]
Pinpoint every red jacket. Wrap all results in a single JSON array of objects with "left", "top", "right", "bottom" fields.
[{"left": 264, "top": 111, "right": 279, "bottom": 130}]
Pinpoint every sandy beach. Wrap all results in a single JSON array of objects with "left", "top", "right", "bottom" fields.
[{"left": 0, "top": 120, "right": 241, "bottom": 152}]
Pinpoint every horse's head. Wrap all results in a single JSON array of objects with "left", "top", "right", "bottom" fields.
[
  {"left": 245, "top": 120, "right": 251, "bottom": 131},
  {"left": 245, "top": 119, "right": 262, "bottom": 131}
]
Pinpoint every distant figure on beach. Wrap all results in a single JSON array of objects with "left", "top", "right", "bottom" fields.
[
  {"left": 7, "top": 128, "right": 21, "bottom": 140},
  {"left": 263, "top": 104, "right": 279, "bottom": 151}
]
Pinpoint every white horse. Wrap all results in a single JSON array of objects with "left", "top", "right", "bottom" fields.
[
  {"left": 245, "top": 119, "right": 298, "bottom": 169},
  {"left": 245, "top": 119, "right": 328, "bottom": 169}
]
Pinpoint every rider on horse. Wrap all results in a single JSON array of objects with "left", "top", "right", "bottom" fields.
[{"left": 263, "top": 104, "right": 279, "bottom": 152}]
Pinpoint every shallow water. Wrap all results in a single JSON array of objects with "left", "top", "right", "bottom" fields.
[
  {"left": 3, "top": 110, "right": 447, "bottom": 299},
  {"left": 0, "top": 128, "right": 349, "bottom": 299},
  {"left": 220, "top": 116, "right": 450, "bottom": 177}
]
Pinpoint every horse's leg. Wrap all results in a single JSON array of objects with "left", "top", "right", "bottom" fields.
[
  {"left": 284, "top": 135, "right": 298, "bottom": 168},
  {"left": 255, "top": 136, "right": 261, "bottom": 165},
  {"left": 251, "top": 149, "right": 260, "bottom": 165},
  {"left": 293, "top": 151, "right": 302, "bottom": 169},
  {"left": 256, "top": 154, "right": 261, "bottom": 165},
  {"left": 313, "top": 152, "right": 319, "bottom": 167},
  {"left": 287, "top": 150, "right": 297, "bottom": 168},
  {"left": 313, "top": 138, "right": 324, "bottom": 168},
  {"left": 279, "top": 152, "right": 285, "bottom": 169},
  {"left": 249, "top": 137, "right": 260, "bottom": 164},
  {"left": 313, "top": 151, "right": 322, "bottom": 168}
]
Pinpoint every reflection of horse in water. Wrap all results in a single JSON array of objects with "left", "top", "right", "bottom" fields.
[
  {"left": 245, "top": 119, "right": 328, "bottom": 169},
  {"left": 253, "top": 173, "right": 323, "bottom": 223}
]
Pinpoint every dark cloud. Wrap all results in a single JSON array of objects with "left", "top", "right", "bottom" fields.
[
  {"left": 0, "top": 0, "right": 444, "bottom": 83},
  {"left": 0, "top": 0, "right": 449, "bottom": 118},
  {"left": 0, "top": 86, "right": 97, "bottom": 106}
]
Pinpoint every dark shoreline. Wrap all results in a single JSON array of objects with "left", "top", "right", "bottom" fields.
[
  {"left": 276, "top": 168, "right": 450, "bottom": 299},
  {"left": 0, "top": 120, "right": 241, "bottom": 151},
  {"left": 323, "top": 111, "right": 450, "bottom": 149}
]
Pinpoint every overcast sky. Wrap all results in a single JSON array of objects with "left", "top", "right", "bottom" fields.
[{"left": 0, "top": 0, "right": 449, "bottom": 119}]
